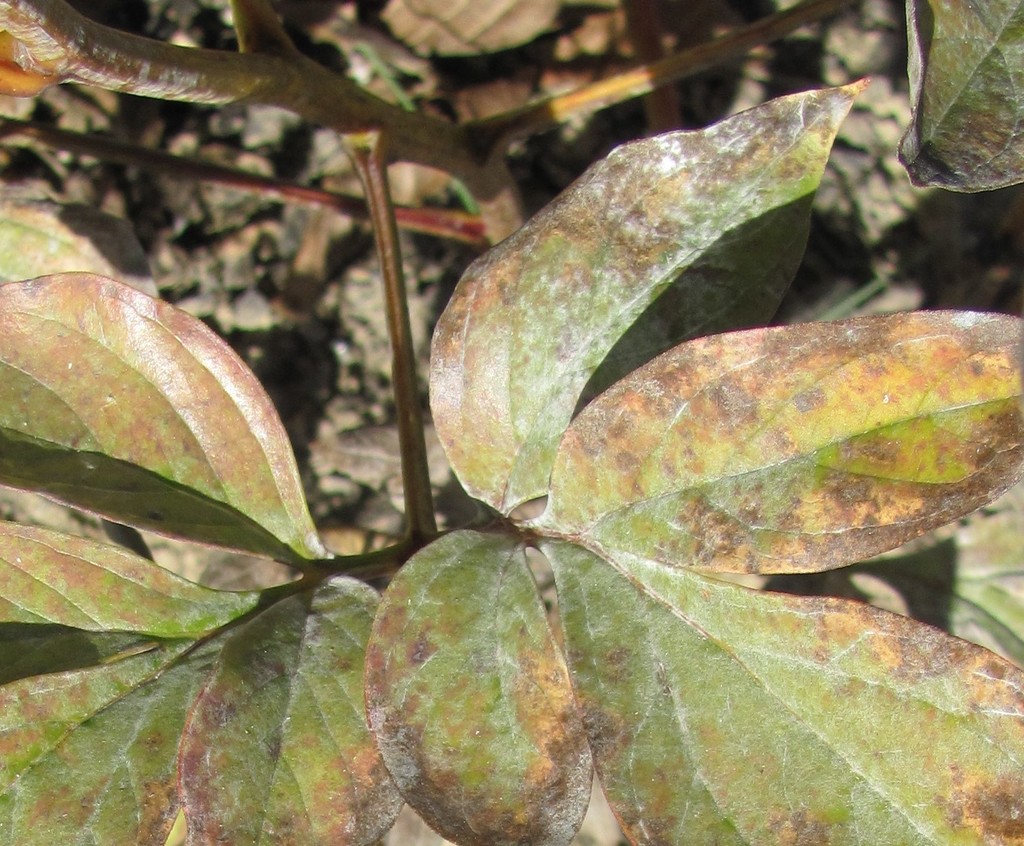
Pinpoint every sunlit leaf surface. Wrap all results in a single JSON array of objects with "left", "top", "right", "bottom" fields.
[
  {"left": 545, "top": 311, "right": 1024, "bottom": 574},
  {"left": 900, "top": 0, "right": 1024, "bottom": 190},
  {"left": 0, "top": 636, "right": 206, "bottom": 846},
  {"left": 546, "top": 540, "right": 1024, "bottom": 845},
  {"left": 365, "top": 530, "right": 592, "bottom": 845},
  {"left": 0, "top": 521, "right": 257, "bottom": 636},
  {"left": 179, "top": 578, "right": 402, "bottom": 846},
  {"left": 0, "top": 274, "right": 326, "bottom": 562},
  {"left": 431, "top": 84, "right": 862, "bottom": 514}
]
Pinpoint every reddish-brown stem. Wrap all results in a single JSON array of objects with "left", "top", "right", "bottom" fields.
[
  {"left": 347, "top": 131, "right": 438, "bottom": 544},
  {"left": 0, "top": 118, "right": 488, "bottom": 246}
]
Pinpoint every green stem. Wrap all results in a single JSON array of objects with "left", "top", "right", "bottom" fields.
[{"left": 347, "top": 131, "right": 438, "bottom": 544}]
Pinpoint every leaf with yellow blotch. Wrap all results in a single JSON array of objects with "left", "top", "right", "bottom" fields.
[{"left": 543, "top": 311, "right": 1024, "bottom": 574}]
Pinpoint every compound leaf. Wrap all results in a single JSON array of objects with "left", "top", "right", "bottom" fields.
[
  {"left": 431, "top": 84, "right": 862, "bottom": 514},
  {"left": 179, "top": 578, "right": 402, "bottom": 846},
  {"left": 365, "top": 530, "right": 592, "bottom": 846},
  {"left": 545, "top": 311, "right": 1024, "bottom": 574},
  {"left": 900, "top": 0, "right": 1024, "bottom": 190},
  {"left": 545, "top": 540, "right": 1024, "bottom": 845},
  {"left": 0, "top": 636, "right": 206, "bottom": 846},
  {"left": 0, "top": 273, "right": 327, "bottom": 562},
  {"left": 0, "top": 521, "right": 258, "bottom": 636}
]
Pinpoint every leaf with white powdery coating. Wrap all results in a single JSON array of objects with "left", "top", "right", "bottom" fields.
[
  {"left": 179, "top": 578, "right": 402, "bottom": 846},
  {"left": 0, "top": 521, "right": 257, "bottom": 636},
  {"left": 545, "top": 540, "right": 1024, "bottom": 845},
  {"left": 365, "top": 530, "right": 592, "bottom": 846},
  {"left": 0, "top": 636, "right": 212, "bottom": 846},
  {"left": 900, "top": 0, "right": 1024, "bottom": 190},
  {"left": 0, "top": 273, "right": 326, "bottom": 562},
  {"left": 545, "top": 311, "right": 1024, "bottom": 574},
  {"left": 431, "top": 83, "right": 863, "bottom": 514}
]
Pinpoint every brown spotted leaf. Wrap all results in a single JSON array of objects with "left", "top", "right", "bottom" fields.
[
  {"left": 545, "top": 539, "right": 1024, "bottom": 845},
  {"left": 0, "top": 521, "right": 258, "bottom": 636},
  {"left": 431, "top": 84, "right": 862, "bottom": 515},
  {"left": 543, "top": 311, "right": 1024, "bottom": 574},
  {"left": 0, "top": 635, "right": 213, "bottom": 845},
  {"left": 365, "top": 530, "right": 592, "bottom": 846},
  {"left": 900, "top": 0, "right": 1024, "bottom": 190},
  {"left": 0, "top": 273, "right": 326, "bottom": 562},
  {"left": 179, "top": 578, "right": 402, "bottom": 846}
]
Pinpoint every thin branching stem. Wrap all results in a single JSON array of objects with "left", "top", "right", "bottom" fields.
[
  {"left": 0, "top": 117, "right": 488, "bottom": 246},
  {"left": 347, "top": 131, "right": 438, "bottom": 544}
]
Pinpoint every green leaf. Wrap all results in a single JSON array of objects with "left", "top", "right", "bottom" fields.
[
  {"left": 0, "top": 273, "right": 327, "bottom": 562},
  {"left": 544, "top": 311, "right": 1024, "bottom": 574},
  {"left": 0, "top": 521, "right": 258, "bottom": 636},
  {"left": 0, "top": 636, "right": 205, "bottom": 845},
  {"left": 365, "top": 530, "right": 592, "bottom": 846},
  {"left": 179, "top": 578, "right": 402, "bottom": 845},
  {"left": 545, "top": 540, "right": 1024, "bottom": 845},
  {"left": 900, "top": 0, "right": 1024, "bottom": 190},
  {"left": 431, "top": 84, "right": 862, "bottom": 514}
]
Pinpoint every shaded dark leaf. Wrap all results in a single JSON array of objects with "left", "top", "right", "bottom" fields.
[
  {"left": 900, "top": 0, "right": 1024, "bottom": 190},
  {"left": 179, "top": 578, "right": 402, "bottom": 846}
]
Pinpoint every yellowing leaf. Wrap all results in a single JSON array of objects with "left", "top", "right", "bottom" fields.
[
  {"left": 365, "top": 530, "right": 592, "bottom": 845},
  {"left": 545, "top": 311, "right": 1024, "bottom": 574}
]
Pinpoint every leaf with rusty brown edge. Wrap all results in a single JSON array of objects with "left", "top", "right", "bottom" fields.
[
  {"left": 179, "top": 577, "right": 401, "bottom": 846},
  {"left": 545, "top": 539, "right": 1024, "bottom": 845},
  {"left": 769, "top": 482, "right": 1024, "bottom": 669},
  {"left": 431, "top": 84, "right": 862, "bottom": 515},
  {"left": 0, "top": 521, "right": 258, "bottom": 636},
  {"left": 543, "top": 311, "right": 1024, "bottom": 575},
  {"left": 365, "top": 530, "right": 592, "bottom": 846},
  {"left": 0, "top": 273, "right": 327, "bottom": 563},
  {"left": 0, "top": 635, "right": 216, "bottom": 846},
  {"left": 900, "top": 0, "right": 1024, "bottom": 190}
]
